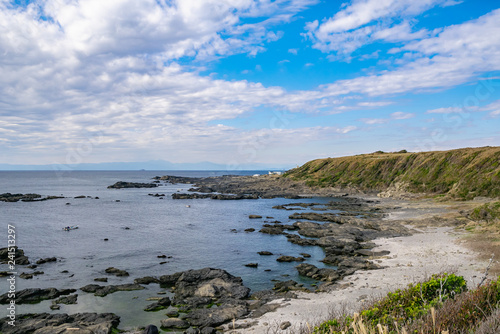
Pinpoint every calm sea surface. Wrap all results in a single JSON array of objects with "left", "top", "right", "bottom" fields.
[{"left": 0, "top": 171, "right": 338, "bottom": 329}]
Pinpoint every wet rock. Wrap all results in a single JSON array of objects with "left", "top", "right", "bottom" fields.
[
  {"left": 80, "top": 283, "right": 145, "bottom": 297},
  {"left": 249, "top": 215, "right": 262, "bottom": 219},
  {"left": 134, "top": 276, "right": 160, "bottom": 285},
  {"left": 276, "top": 256, "right": 305, "bottom": 262},
  {"left": 258, "top": 251, "right": 273, "bottom": 256},
  {"left": 108, "top": 181, "right": 157, "bottom": 189},
  {"left": 54, "top": 294, "right": 78, "bottom": 304},
  {"left": 36, "top": 257, "right": 57, "bottom": 265},
  {"left": 144, "top": 297, "right": 171, "bottom": 312},
  {"left": 0, "top": 287, "right": 77, "bottom": 304},
  {"left": 300, "top": 253, "right": 311, "bottom": 258},
  {"left": 94, "top": 277, "right": 108, "bottom": 282},
  {"left": 0, "top": 247, "right": 29, "bottom": 265},
  {"left": 244, "top": 263, "right": 258, "bottom": 268},
  {"left": 105, "top": 267, "right": 129, "bottom": 276},
  {"left": 20, "top": 272, "right": 33, "bottom": 279},
  {"left": 244, "top": 228, "right": 256, "bottom": 232}
]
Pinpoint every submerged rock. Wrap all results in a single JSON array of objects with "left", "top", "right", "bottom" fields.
[{"left": 80, "top": 283, "right": 144, "bottom": 297}]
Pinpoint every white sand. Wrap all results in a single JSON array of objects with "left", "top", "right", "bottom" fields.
[{"left": 230, "top": 226, "right": 488, "bottom": 333}]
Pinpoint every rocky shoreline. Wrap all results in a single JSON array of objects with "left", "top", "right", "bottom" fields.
[{"left": 0, "top": 174, "right": 484, "bottom": 333}]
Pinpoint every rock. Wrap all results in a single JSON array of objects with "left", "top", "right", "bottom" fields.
[
  {"left": 54, "top": 294, "right": 78, "bottom": 304},
  {"left": 273, "top": 280, "right": 308, "bottom": 293},
  {"left": 94, "top": 277, "right": 108, "bottom": 282},
  {"left": 80, "top": 283, "right": 145, "bottom": 297},
  {"left": 0, "top": 288, "right": 76, "bottom": 304},
  {"left": 134, "top": 276, "right": 160, "bottom": 284},
  {"left": 36, "top": 257, "right": 57, "bottom": 265},
  {"left": 355, "top": 249, "right": 391, "bottom": 257},
  {"left": 185, "top": 328, "right": 198, "bottom": 334},
  {"left": 249, "top": 215, "right": 262, "bottom": 219},
  {"left": 20, "top": 272, "right": 33, "bottom": 279},
  {"left": 143, "top": 324, "right": 159, "bottom": 334},
  {"left": 105, "top": 267, "right": 129, "bottom": 276},
  {"left": 0, "top": 313, "right": 120, "bottom": 334},
  {"left": 296, "top": 264, "right": 340, "bottom": 282},
  {"left": 166, "top": 308, "right": 179, "bottom": 317},
  {"left": 50, "top": 304, "right": 61, "bottom": 310},
  {"left": 0, "top": 246, "right": 29, "bottom": 265},
  {"left": 108, "top": 181, "right": 157, "bottom": 189},
  {"left": 157, "top": 254, "right": 167, "bottom": 258},
  {"left": 280, "top": 321, "right": 292, "bottom": 330},
  {"left": 276, "top": 256, "right": 305, "bottom": 262},
  {"left": 172, "top": 268, "right": 250, "bottom": 306},
  {"left": 300, "top": 253, "right": 312, "bottom": 258},
  {"left": 187, "top": 300, "right": 249, "bottom": 328},
  {"left": 144, "top": 297, "right": 171, "bottom": 312},
  {"left": 258, "top": 251, "right": 273, "bottom": 256},
  {"left": 201, "top": 327, "right": 217, "bottom": 334},
  {"left": 244, "top": 263, "right": 258, "bottom": 268},
  {"left": 244, "top": 228, "right": 256, "bottom": 232},
  {"left": 160, "top": 318, "right": 190, "bottom": 329}
]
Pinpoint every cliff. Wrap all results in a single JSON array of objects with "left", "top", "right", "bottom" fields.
[{"left": 285, "top": 146, "right": 500, "bottom": 199}]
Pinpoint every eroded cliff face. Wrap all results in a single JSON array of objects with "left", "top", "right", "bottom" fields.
[{"left": 285, "top": 146, "right": 500, "bottom": 199}]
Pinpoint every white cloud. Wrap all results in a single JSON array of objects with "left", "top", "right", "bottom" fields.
[
  {"left": 304, "top": 0, "right": 460, "bottom": 58},
  {"left": 318, "top": 9, "right": 500, "bottom": 97},
  {"left": 288, "top": 48, "right": 298, "bottom": 55},
  {"left": 391, "top": 111, "right": 415, "bottom": 119},
  {"left": 359, "top": 118, "right": 387, "bottom": 124},
  {"left": 479, "top": 99, "right": 500, "bottom": 118},
  {"left": 427, "top": 107, "right": 464, "bottom": 114}
]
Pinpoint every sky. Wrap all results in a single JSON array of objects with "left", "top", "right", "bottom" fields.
[{"left": 1, "top": 0, "right": 500, "bottom": 169}]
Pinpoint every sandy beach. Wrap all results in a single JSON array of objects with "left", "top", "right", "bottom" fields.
[{"left": 232, "top": 225, "right": 489, "bottom": 333}]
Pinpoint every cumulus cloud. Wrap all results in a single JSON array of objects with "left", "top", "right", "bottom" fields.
[
  {"left": 303, "top": 0, "right": 459, "bottom": 58},
  {"left": 319, "top": 9, "right": 500, "bottom": 97}
]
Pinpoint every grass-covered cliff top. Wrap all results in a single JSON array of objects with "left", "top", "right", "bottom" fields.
[{"left": 285, "top": 146, "right": 500, "bottom": 199}]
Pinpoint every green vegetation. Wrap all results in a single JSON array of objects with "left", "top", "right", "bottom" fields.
[
  {"left": 285, "top": 147, "right": 500, "bottom": 199},
  {"left": 470, "top": 201, "right": 500, "bottom": 222},
  {"left": 313, "top": 274, "right": 500, "bottom": 334}
]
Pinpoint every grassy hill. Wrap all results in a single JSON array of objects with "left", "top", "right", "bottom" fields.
[{"left": 285, "top": 146, "right": 500, "bottom": 199}]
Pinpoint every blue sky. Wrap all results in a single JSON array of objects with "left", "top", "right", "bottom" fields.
[{"left": 0, "top": 0, "right": 499, "bottom": 169}]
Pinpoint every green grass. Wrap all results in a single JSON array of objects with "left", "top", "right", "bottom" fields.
[
  {"left": 313, "top": 274, "right": 500, "bottom": 334},
  {"left": 285, "top": 147, "right": 500, "bottom": 199}
]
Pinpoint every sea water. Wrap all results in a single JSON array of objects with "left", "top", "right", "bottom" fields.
[{"left": 0, "top": 170, "right": 338, "bottom": 329}]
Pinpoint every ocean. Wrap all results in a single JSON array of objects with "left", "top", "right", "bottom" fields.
[{"left": 0, "top": 170, "right": 336, "bottom": 329}]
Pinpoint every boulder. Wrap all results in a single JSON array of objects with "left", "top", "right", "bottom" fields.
[
  {"left": 143, "top": 324, "right": 159, "bottom": 334},
  {"left": 54, "top": 294, "right": 78, "bottom": 305},
  {"left": 160, "top": 318, "right": 190, "bottom": 329},
  {"left": 105, "top": 267, "right": 129, "bottom": 276},
  {"left": 172, "top": 268, "right": 250, "bottom": 305},
  {"left": 144, "top": 297, "right": 171, "bottom": 312},
  {"left": 36, "top": 257, "right": 57, "bottom": 265},
  {"left": 0, "top": 247, "right": 29, "bottom": 265},
  {"left": 186, "top": 300, "right": 249, "bottom": 328}
]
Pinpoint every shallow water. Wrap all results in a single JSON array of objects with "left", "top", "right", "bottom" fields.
[{"left": 0, "top": 170, "right": 340, "bottom": 329}]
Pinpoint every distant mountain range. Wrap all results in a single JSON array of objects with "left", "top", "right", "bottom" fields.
[{"left": 0, "top": 159, "right": 294, "bottom": 171}]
